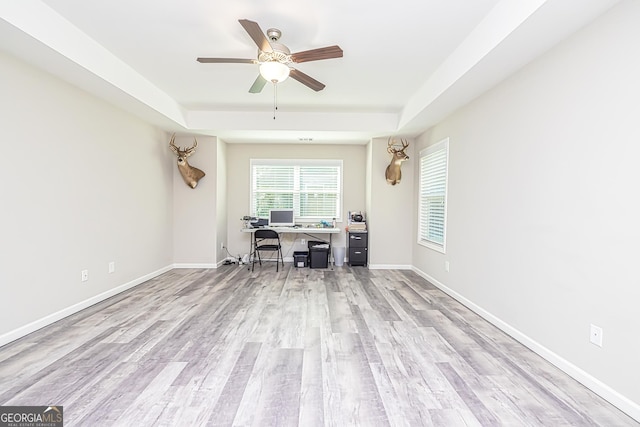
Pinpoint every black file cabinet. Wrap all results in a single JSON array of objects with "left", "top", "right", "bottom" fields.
[{"left": 348, "top": 231, "right": 368, "bottom": 266}]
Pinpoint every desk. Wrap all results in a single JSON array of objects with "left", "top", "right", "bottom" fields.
[{"left": 241, "top": 227, "right": 340, "bottom": 269}]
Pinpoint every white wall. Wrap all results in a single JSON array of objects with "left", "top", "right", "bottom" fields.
[
  {"left": 368, "top": 137, "right": 414, "bottom": 269},
  {"left": 0, "top": 51, "right": 174, "bottom": 343},
  {"left": 172, "top": 135, "right": 219, "bottom": 267},
  {"left": 412, "top": 0, "right": 640, "bottom": 416},
  {"left": 217, "top": 139, "right": 228, "bottom": 263},
  {"left": 225, "top": 143, "right": 366, "bottom": 262}
]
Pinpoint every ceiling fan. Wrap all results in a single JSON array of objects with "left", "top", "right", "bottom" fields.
[{"left": 197, "top": 19, "right": 343, "bottom": 93}]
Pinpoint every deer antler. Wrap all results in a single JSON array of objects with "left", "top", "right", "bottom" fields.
[
  {"left": 387, "top": 137, "right": 409, "bottom": 153},
  {"left": 387, "top": 137, "right": 397, "bottom": 154},
  {"left": 184, "top": 138, "right": 198, "bottom": 157},
  {"left": 169, "top": 134, "right": 199, "bottom": 157},
  {"left": 169, "top": 133, "right": 178, "bottom": 154}
]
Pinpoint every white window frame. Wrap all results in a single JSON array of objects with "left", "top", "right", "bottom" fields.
[
  {"left": 250, "top": 159, "right": 343, "bottom": 222},
  {"left": 418, "top": 138, "right": 449, "bottom": 253}
]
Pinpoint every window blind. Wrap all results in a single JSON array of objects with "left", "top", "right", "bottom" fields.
[
  {"left": 251, "top": 160, "right": 342, "bottom": 220},
  {"left": 419, "top": 139, "right": 449, "bottom": 251}
]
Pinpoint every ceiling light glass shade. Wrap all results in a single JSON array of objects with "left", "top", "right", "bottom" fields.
[{"left": 259, "top": 61, "right": 290, "bottom": 83}]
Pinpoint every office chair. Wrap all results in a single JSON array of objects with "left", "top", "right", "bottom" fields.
[{"left": 252, "top": 229, "right": 284, "bottom": 272}]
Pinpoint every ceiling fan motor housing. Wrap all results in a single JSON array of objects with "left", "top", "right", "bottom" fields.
[
  {"left": 259, "top": 42, "right": 291, "bottom": 64},
  {"left": 266, "top": 28, "right": 282, "bottom": 42}
]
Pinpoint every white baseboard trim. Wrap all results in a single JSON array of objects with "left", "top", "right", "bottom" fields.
[
  {"left": 173, "top": 263, "right": 217, "bottom": 269},
  {"left": 411, "top": 266, "right": 640, "bottom": 423},
  {"left": 0, "top": 265, "right": 173, "bottom": 348},
  {"left": 369, "top": 263, "right": 413, "bottom": 270}
]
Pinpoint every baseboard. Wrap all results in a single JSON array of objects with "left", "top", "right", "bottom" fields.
[
  {"left": 0, "top": 265, "right": 173, "bottom": 348},
  {"left": 368, "top": 263, "right": 412, "bottom": 270},
  {"left": 411, "top": 266, "right": 640, "bottom": 423},
  {"left": 173, "top": 262, "right": 217, "bottom": 269}
]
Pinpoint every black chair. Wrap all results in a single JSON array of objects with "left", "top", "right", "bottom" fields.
[{"left": 252, "top": 229, "right": 284, "bottom": 272}]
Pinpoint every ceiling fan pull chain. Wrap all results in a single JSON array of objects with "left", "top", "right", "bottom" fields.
[{"left": 273, "top": 82, "right": 277, "bottom": 120}]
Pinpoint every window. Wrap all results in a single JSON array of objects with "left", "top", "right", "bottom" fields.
[
  {"left": 251, "top": 159, "right": 342, "bottom": 221},
  {"left": 418, "top": 138, "right": 449, "bottom": 252}
]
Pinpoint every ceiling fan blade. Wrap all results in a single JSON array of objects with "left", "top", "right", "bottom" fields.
[
  {"left": 249, "top": 75, "right": 268, "bottom": 93},
  {"left": 290, "top": 45, "right": 343, "bottom": 63},
  {"left": 238, "top": 19, "right": 272, "bottom": 53},
  {"left": 289, "top": 69, "right": 326, "bottom": 92},
  {"left": 197, "top": 58, "right": 257, "bottom": 64}
]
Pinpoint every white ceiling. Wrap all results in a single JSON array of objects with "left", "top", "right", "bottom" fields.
[{"left": 0, "top": 0, "right": 620, "bottom": 144}]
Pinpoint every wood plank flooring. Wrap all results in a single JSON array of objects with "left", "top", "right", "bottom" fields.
[{"left": 0, "top": 265, "right": 637, "bottom": 426}]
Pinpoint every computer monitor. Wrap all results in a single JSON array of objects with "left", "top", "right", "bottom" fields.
[{"left": 268, "top": 209, "right": 295, "bottom": 227}]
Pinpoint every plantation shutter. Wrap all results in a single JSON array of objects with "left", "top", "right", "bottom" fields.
[{"left": 419, "top": 139, "right": 449, "bottom": 251}]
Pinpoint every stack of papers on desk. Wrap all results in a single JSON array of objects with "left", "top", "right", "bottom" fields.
[{"left": 347, "top": 222, "right": 367, "bottom": 231}]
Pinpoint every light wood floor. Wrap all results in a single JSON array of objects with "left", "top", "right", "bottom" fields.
[{"left": 0, "top": 265, "right": 636, "bottom": 426}]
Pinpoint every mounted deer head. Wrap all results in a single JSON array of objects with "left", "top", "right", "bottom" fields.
[
  {"left": 169, "top": 134, "right": 206, "bottom": 189},
  {"left": 385, "top": 138, "right": 410, "bottom": 185}
]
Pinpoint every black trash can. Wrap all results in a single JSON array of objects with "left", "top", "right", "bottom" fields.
[
  {"left": 293, "top": 251, "right": 309, "bottom": 268},
  {"left": 308, "top": 241, "right": 330, "bottom": 269}
]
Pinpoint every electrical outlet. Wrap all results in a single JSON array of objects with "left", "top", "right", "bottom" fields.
[
  {"left": 108, "top": 262, "right": 115, "bottom": 274},
  {"left": 445, "top": 261, "right": 450, "bottom": 272},
  {"left": 301, "top": 238, "right": 306, "bottom": 245},
  {"left": 221, "top": 242, "right": 225, "bottom": 250},
  {"left": 81, "top": 270, "right": 89, "bottom": 282},
  {"left": 590, "top": 324, "right": 603, "bottom": 347}
]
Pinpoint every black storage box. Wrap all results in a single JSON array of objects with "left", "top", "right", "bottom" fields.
[
  {"left": 308, "top": 241, "right": 330, "bottom": 269},
  {"left": 293, "top": 251, "right": 309, "bottom": 268}
]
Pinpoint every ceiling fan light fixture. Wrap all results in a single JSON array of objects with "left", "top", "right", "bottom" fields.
[{"left": 259, "top": 61, "right": 290, "bottom": 83}]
